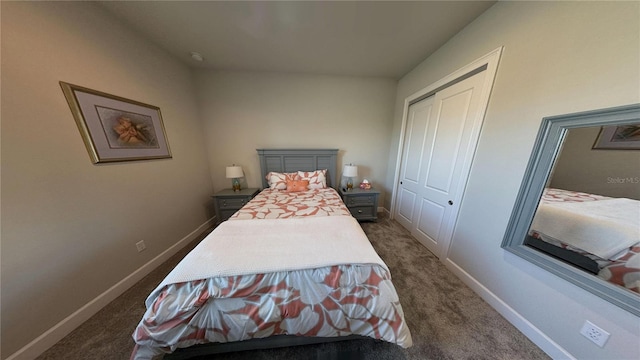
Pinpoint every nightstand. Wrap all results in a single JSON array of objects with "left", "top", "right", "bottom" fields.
[
  {"left": 212, "top": 188, "right": 260, "bottom": 223},
  {"left": 339, "top": 187, "right": 380, "bottom": 222}
]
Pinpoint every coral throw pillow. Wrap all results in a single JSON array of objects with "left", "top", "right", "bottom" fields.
[{"left": 286, "top": 179, "right": 309, "bottom": 192}]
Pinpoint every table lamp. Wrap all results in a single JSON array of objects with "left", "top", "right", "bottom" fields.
[
  {"left": 226, "top": 165, "right": 244, "bottom": 192},
  {"left": 343, "top": 164, "right": 358, "bottom": 191}
]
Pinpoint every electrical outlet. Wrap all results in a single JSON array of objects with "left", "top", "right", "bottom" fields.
[
  {"left": 136, "top": 240, "right": 146, "bottom": 252},
  {"left": 580, "top": 320, "right": 610, "bottom": 348}
]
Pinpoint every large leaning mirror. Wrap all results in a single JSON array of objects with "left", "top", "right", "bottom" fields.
[{"left": 502, "top": 104, "right": 640, "bottom": 316}]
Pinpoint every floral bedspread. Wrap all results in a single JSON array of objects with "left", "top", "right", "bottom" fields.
[
  {"left": 230, "top": 188, "right": 351, "bottom": 219},
  {"left": 540, "top": 188, "right": 611, "bottom": 203},
  {"left": 131, "top": 189, "right": 412, "bottom": 359},
  {"left": 532, "top": 188, "right": 639, "bottom": 294},
  {"left": 131, "top": 264, "right": 412, "bottom": 359}
]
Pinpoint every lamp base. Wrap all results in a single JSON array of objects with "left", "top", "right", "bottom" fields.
[
  {"left": 232, "top": 178, "right": 241, "bottom": 192},
  {"left": 346, "top": 178, "right": 353, "bottom": 191}
]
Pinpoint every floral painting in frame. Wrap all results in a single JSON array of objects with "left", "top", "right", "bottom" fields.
[
  {"left": 60, "top": 82, "right": 172, "bottom": 163},
  {"left": 593, "top": 123, "right": 640, "bottom": 150}
]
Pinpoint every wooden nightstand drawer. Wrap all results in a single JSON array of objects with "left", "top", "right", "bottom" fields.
[
  {"left": 218, "top": 197, "right": 249, "bottom": 209},
  {"left": 345, "top": 195, "right": 376, "bottom": 207},
  {"left": 219, "top": 209, "right": 239, "bottom": 221},
  {"left": 212, "top": 188, "right": 260, "bottom": 223},
  {"left": 348, "top": 206, "right": 375, "bottom": 218},
  {"left": 339, "top": 187, "right": 380, "bottom": 222}
]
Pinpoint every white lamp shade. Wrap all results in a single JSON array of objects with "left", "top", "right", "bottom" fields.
[
  {"left": 225, "top": 165, "right": 244, "bottom": 178},
  {"left": 343, "top": 165, "right": 358, "bottom": 177}
]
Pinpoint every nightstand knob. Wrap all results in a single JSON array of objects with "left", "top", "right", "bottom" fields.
[
  {"left": 223, "top": 200, "right": 227, "bottom": 206},
  {"left": 358, "top": 210, "right": 363, "bottom": 213}
]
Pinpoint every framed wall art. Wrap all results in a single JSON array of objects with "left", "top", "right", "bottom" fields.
[
  {"left": 60, "top": 82, "right": 172, "bottom": 163},
  {"left": 592, "top": 123, "right": 640, "bottom": 150}
]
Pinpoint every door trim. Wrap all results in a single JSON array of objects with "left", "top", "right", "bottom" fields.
[{"left": 390, "top": 47, "right": 503, "bottom": 258}]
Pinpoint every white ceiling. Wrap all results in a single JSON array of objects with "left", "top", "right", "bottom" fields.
[{"left": 98, "top": 1, "right": 496, "bottom": 79}]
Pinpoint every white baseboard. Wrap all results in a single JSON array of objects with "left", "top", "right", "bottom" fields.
[
  {"left": 444, "top": 258, "right": 575, "bottom": 360},
  {"left": 6, "top": 218, "right": 216, "bottom": 360}
]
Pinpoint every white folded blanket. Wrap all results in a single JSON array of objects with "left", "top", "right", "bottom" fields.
[
  {"left": 530, "top": 198, "right": 640, "bottom": 259},
  {"left": 156, "top": 216, "right": 388, "bottom": 291}
]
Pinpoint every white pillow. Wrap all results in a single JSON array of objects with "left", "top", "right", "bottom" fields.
[
  {"left": 297, "top": 169, "right": 327, "bottom": 189},
  {"left": 265, "top": 172, "right": 299, "bottom": 190}
]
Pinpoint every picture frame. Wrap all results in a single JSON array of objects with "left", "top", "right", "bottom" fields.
[
  {"left": 592, "top": 123, "right": 640, "bottom": 150},
  {"left": 60, "top": 82, "right": 172, "bottom": 163}
]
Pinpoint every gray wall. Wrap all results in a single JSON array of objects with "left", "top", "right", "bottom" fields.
[
  {"left": 550, "top": 126, "right": 640, "bottom": 200},
  {"left": 1, "top": 2, "right": 214, "bottom": 357},
  {"left": 194, "top": 70, "right": 398, "bottom": 203},
  {"left": 385, "top": 1, "right": 639, "bottom": 359}
]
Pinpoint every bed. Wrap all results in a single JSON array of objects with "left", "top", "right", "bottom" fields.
[
  {"left": 130, "top": 149, "right": 412, "bottom": 360},
  {"left": 526, "top": 188, "right": 640, "bottom": 294}
]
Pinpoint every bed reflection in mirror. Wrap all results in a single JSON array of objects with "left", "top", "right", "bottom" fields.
[
  {"left": 502, "top": 104, "right": 640, "bottom": 315},
  {"left": 525, "top": 124, "right": 640, "bottom": 297}
]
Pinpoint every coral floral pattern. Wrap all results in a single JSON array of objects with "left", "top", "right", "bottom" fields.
[
  {"left": 599, "top": 245, "right": 640, "bottom": 293},
  {"left": 131, "top": 264, "right": 411, "bottom": 359},
  {"left": 541, "top": 188, "right": 611, "bottom": 203},
  {"left": 131, "top": 188, "right": 412, "bottom": 359},
  {"left": 531, "top": 188, "right": 639, "bottom": 293},
  {"left": 231, "top": 188, "right": 351, "bottom": 219}
]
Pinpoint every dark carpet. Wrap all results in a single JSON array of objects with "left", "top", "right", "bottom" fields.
[{"left": 36, "top": 214, "right": 549, "bottom": 360}]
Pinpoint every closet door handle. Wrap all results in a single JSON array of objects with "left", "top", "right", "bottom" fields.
[{"left": 448, "top": 200, "right": 453, "bottom": 205}]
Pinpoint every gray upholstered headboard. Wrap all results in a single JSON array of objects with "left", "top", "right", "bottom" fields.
[{"left": 257, "top": 149, "right": 339, "bottom": 189}]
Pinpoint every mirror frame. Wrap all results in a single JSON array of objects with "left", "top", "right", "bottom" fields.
[{"left": 502, "top": 103, "right": 640, "bottom": 316}]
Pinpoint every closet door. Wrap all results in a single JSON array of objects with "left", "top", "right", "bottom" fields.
[
  {"left": 396, "top": 96, "right": 434, "bottom": 232},
  {"left": 395, "top": 70, "right": 487, "bottom": 258}
]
